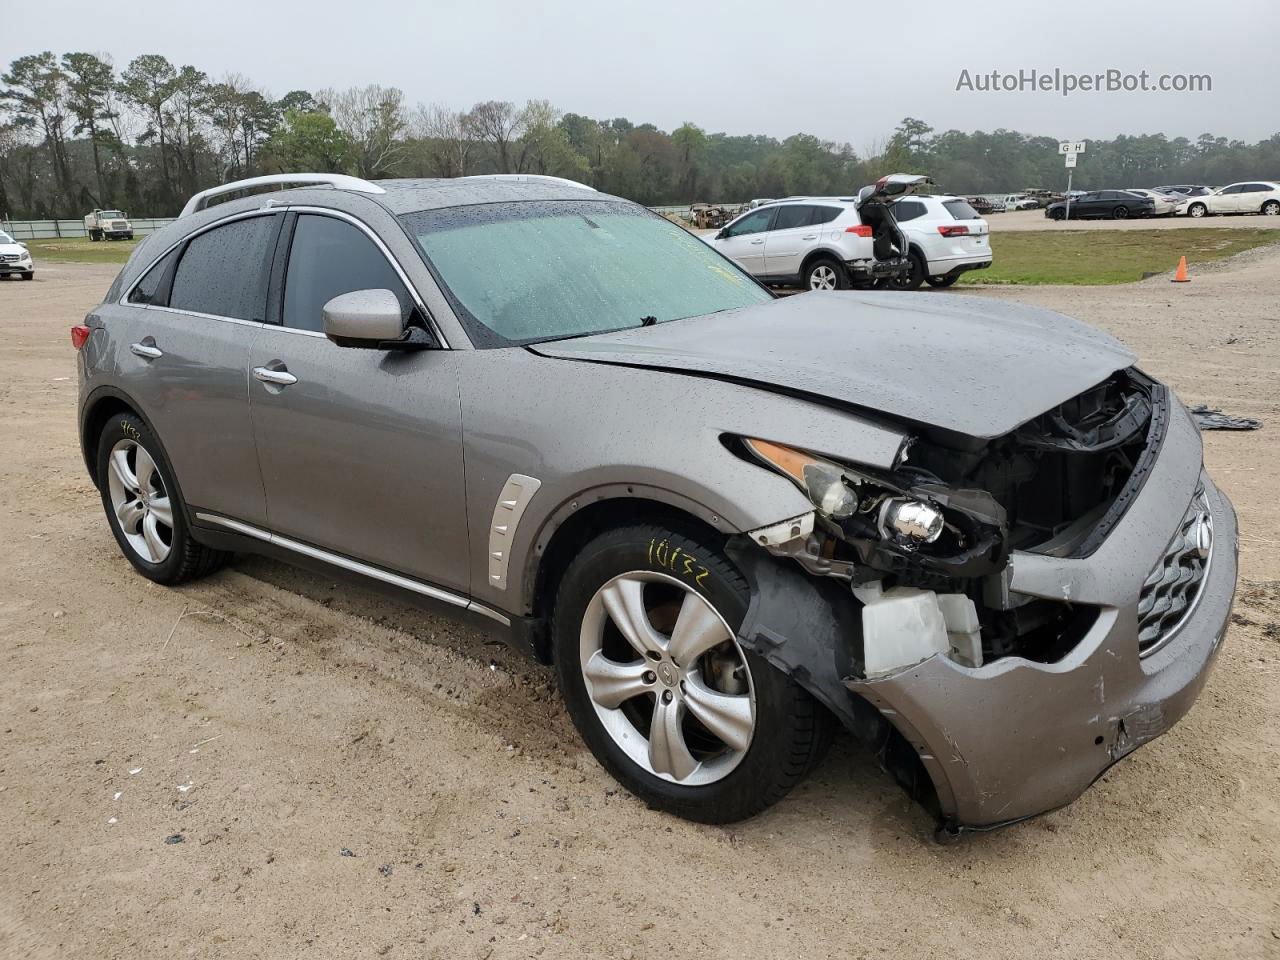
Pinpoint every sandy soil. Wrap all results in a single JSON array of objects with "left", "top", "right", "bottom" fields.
[{"left": 1, "top": 260, "right": 1278, "bottom": 960}]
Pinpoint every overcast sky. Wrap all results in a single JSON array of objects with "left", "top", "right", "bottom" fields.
[{"left": 6, "top": 0, "right": 1278, "bottom": 146}]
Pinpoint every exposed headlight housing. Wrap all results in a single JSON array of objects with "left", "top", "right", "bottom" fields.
[
  {"left": 743, "top": 438, "right": 857, "bottom": 519},
  {"left": 878, "top": 497, "right": 944, "bottom": 543}
]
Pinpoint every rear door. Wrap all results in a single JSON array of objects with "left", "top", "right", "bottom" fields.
[
  {"left": 762, "top": 205, "right": 819, "bottom": 278},
  {"left": 111, "top": 212, "right": 278, "bottom": 525},
  {"left": 247, "top": 211, "right": 470, "bottom": 593},
  {"left": 712, "top": 207, "right": 774, "bottom": 274}
]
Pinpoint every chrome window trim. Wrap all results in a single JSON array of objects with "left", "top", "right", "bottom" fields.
[
  {"left": 120, "top": 204, "right": 451, "bottom": 349},
  {"left": 195, "top": 512, "right": 509, "bottom": 627},
  {"left": 280, "top": 205, "right": 451, "bottom": 348}
]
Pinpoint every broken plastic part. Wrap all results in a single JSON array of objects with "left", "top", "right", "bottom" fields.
[
  {"left": 853, "top": 582, "right": 949, "bottom": 677},
  {"left": 937, "top": 593, "right": 983, "bottom": 668}
]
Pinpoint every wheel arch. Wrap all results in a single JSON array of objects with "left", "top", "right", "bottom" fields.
[
  {"left": 80, "top": 386, "right": 164, "bottom": 490},
  {"left": 798, "top": 247, "right": 848, "bottom": 276}
]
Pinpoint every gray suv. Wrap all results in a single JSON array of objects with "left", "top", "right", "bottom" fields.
[{"left": 75, "top": 173, "right": 1237, "bottom": 836}]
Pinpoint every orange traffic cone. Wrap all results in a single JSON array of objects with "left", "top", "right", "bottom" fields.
[{"left": 1172, "top": 256, "right": 1190, "bottom": 283}]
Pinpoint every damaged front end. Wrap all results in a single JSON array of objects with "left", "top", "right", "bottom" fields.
[{"left": 726, "top": 368, "right": 1236, "bottom": 835}]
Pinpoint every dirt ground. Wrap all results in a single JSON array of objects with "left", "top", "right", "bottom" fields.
[{"left": 1, "top": 258, "right": 1278, "bottom": 960}]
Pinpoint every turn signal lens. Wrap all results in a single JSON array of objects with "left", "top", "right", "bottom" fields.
[
  {"left": 71, "top": 325, "right": 91, "bottom": 350},
  {"left": 744, "top": 438, "right": 857, "bottom": 519}
]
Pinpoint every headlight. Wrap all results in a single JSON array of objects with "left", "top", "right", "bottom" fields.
[
  {"left": 878, "top": 497, "right": 944, "bottom": 543},
  {"left": 744, "top": 438, "right": 857, "bottom": 519}
]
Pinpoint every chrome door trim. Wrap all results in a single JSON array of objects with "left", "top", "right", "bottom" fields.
[{"left": 194, "top": 512, "right": 509, "bottom": 626}]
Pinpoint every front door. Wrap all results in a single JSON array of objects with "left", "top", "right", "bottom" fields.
[
  {"left": 247, "top": 212, "right": 470, "bottom": 593},
  {"left": 763, "top": 205, "right": 819, "bottom": 279},
  {"left": 713, "top": 207, "right": 774, "bottom": 274}
]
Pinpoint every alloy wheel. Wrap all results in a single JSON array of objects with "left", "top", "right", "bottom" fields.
[
  {"left": 106, "top": 438, "right": 173, "bottom": 563},
  {"left": 808, "top": 264, "right": 838, "bottom": 290},
  {"left": 579, "top": 572, "right": 756, "bottom": 785}
]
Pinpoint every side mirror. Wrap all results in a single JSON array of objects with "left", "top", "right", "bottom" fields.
[
  {"left": 18, "top": 242, "right": 27, "bottom": 249},
  {"left": 323, "top": 289, "right": 410, "bottom": 349},
  {"left": 715, "top": 228, "right": 729, "bottom": 240}
]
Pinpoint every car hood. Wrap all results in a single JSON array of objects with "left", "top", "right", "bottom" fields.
[
  {"left": 529, "top": 291, "right": 1136, "bottom": 438},
  {"left": 0, "top": 243, "right": 28, "bottom": 256}
]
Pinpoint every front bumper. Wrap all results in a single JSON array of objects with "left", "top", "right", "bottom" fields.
[
  {"left": 847, "top": 402, "right": 1237, "bottom": 828},
  {"left": 0, "top": 261, "right": 33, "bottom": 273}
]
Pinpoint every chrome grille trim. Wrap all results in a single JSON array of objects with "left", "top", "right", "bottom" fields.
[{"left": 1137, "top": 488, "right": 1212, "bottom": 657}]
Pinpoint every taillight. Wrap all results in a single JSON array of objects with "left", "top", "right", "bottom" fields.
[
  {"left": 938, "top": 225, "right": 970, "bottom": 237},
  {"left": 845, "top": 225, "right": 874, "bottom": 237},
  {"left": 71, "top": 325, "right": 91, "bottom": 350}
]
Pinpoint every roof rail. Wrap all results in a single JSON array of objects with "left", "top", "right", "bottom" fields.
[
  {"left": 179, "top": 173, "right": 387, "bottom": 218},
  {"left": 459, "top": 174, "right": 597, "bottom": 192}
]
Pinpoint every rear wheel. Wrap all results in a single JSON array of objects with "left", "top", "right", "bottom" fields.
[
  {"left": 925, "top": 273, "right": 958, "bottom": 288},
  {"left": 1262, "top": 200, "right": 1280, "bottom": 216},
  {"left": 804, "top": 257, "right": 848, "bottom": 291},
  {"left": 97, "top": 414, "right": 227, "bottom": 585},
  {"left": 1112, "top": 205, "right": 1129, "bottom": 219},
  {"left": 553, "top": 524, "right": 830, "bottom": 823}
]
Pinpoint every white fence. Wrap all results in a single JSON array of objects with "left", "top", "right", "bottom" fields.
[{"left": 0, "top": 218, "right": 178, "bottom": 240}]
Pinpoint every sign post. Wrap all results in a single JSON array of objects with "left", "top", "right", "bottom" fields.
[{"left": 1059, "top": 141, "right": 1086, "bottom": 220}]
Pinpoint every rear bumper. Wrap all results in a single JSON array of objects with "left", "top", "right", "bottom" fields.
[
  {"left": 930, "top": 257, "right": 991, "bottom": 279},
  {"left": 847, "top": 403, "right": 1237, "bottom": 828},
  {"left": 846, "top": 256, "right": 908, "bottom": 279}
]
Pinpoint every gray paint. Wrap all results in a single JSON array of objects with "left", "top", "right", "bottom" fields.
[
  {"left": 534, "top": 290, "right": 1137, "bottom": 438},
  {"left": 79, "top": 177, "right": 1238, "bottom": 830}
]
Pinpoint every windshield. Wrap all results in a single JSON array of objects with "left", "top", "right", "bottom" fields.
[
  {"left": 400, "top": 200, "right": 771, "bottom": 347},
  {"left": 0, "top": 232, "right": 13, "bottom": 244},
  {"left": 100, "top": 210, "right": 125, "bottom": 218}
]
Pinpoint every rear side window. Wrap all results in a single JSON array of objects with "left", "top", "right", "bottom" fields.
[
  {"left": 169, "top": 216, "right": 277, "bottom": 321},
  {"left": 128, "top": 247, "right": 180, "bottom": 305},
  {"left": 281, "top": 215, "right": 411, "bottom": 332},
  {"left": 942, "top": 199, "right": 979, "bottom": 220},
  {"left": 809, "top": 206, "right": 841, "bottom": 225},
  {"left": 893, "top": 200, "right": 928, "bottom": 222},
  {"left": 771, "top": 206, "right": 813, "bottom": 230}
]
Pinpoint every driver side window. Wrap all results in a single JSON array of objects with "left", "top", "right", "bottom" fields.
[{"left": 726, "top": 208, "right": 774, "bottom": 238}]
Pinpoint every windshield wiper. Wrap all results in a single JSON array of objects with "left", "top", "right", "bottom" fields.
[{"left": 639, "top": 315, "right": 657, "bottom": 327}]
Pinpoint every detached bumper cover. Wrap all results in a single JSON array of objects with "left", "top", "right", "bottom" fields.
[{"left": 847, "top": 403, "right": 1237, "bottom": 827}]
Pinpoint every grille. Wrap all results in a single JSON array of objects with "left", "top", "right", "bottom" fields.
[
  {"left": 0, "top": 253, "right": 19, "bottom": 262},
  {"left": 111, "top": 221, "right": 127, "bottom": 230},
  {"left": 1137, "top": 488, "right": 1212, "bottom": 656}
]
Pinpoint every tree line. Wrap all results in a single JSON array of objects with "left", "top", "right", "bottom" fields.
[{"left": 2, "top": 50, "right": 1278, "bottom": 219}]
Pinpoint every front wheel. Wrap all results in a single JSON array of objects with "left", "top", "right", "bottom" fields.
[
  {"left": 1049, "top": 207, "right": 1066, "bottom": 221},
  {"left": 804, "top": 257, "right": 849, "bottom": 291},
  {"left": 1112, "top": 205, "right": 1129, "bottom": 219},
  {"left": 21, "top": 272, "right": 33, "bottom": 281},
  {"left": 1188, "top": 202, "right": 1208, "bottom": 218},
  {"left": 552, "top": 524, "right": 830, "bottom": 823}
]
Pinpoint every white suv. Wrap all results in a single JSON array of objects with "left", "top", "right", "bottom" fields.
[
  {"left": 1184, "top": 181, "right": 1280, "bottom": 218},
  {"left": 0, "top": 231, "right": 35, "bottom": 281},
  {"left": 706, "top": 175, "right": 931, "bottom": 289},
  {"left": 888, "top": 195, "right": 992, "bottom": 289}
]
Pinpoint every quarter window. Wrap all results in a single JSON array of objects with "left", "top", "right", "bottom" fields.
[
  {"left": 128, "top": 248, "right": 180, "bottom": 305},
  {"left": 809, "top": 206, "right": 841, "bottom": 225},
  {"left": 281, "top": 215, "right": 412, "bottom": 332},
  {"left": 168, "top": 216, "right": 277, "bottom": 320},
  {"left": 893, "top": 200, "right": 928, "bottom": 222}
]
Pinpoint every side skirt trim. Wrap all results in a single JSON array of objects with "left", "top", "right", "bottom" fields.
[{"left": 194, "top": 512, "right": 510, "bottom": 627}]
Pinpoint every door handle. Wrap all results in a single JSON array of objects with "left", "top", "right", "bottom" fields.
[
  {"left": 130, "top": 340, "right": 162, "bottom": 360},
  {"left": 253, "top": 364, "right": 298, "bottom": 387},
  {"left": 801, "top": 234, "right": 818, "bottom": 240},
  {"left": 750, "top": 238, "right": 764, "bottom": 244}
]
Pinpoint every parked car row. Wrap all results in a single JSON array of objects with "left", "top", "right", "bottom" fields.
[
  {"left": 1044, "top": 182, "right": 1280, "bottom": 220},
  {"left": 705, "top": 176, "right": 992, "bottom": 291}
]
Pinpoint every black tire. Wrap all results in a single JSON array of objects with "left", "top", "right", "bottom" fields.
[
  {"left": 96, "top": 413, "right": 227, "bottom": 585},
  {"left": 1049, "top": 208, "right": 1065, "bottom": 221},
  {"left": 1112, "top": 205, "right": 1129, "bottom": 219},
  {"left": 21, "top": 272, "right": 33, "bottom": 281},
  {"left": 803, "top": 256, "right": 849, "bottom": 291},
  {"left": 1262, "top": 200, "right": 1279, "bottom": 217},
  {"left": 925, "top": 273, "right": 959, "bottom": 288},
  {"left": 1188, "top": 202, "right": 1208, "bottom": 218},
  {"left": 891, "top": 251, "right": 927, "bottom": 291},
  {"left": 552, "top": 523, "right": 831, "bottom": 823}
]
